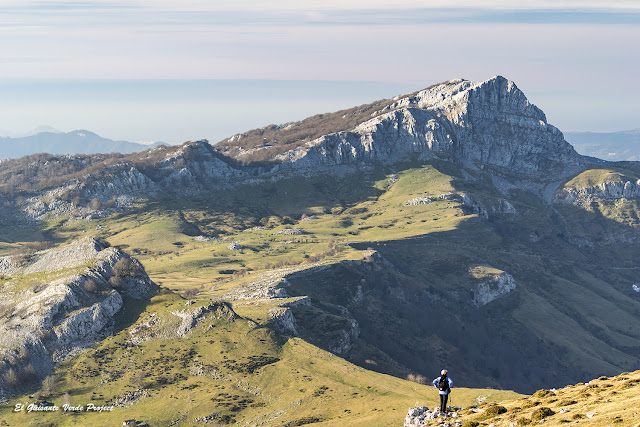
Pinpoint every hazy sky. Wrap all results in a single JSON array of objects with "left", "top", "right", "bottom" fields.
[{"left": 0, "top": 1, "right": 638, "bottom": 143}]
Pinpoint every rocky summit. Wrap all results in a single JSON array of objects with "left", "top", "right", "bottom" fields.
[{"left": 269, "top": 76, "right": 583, "bottom": 177}]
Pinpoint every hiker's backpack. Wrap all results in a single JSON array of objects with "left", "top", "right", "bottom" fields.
[{"left": 438, "top": 376, "right": 449, "bottom": 391}]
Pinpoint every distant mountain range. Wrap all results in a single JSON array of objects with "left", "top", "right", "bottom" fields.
[
  {"left": 0, "top": 129, "right": 166, "bottom": 159},
  {"left": 565, "top": 129, "right": 640, "bottom": 161}
]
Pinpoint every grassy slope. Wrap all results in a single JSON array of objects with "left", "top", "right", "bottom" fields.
[
  {"left": 559, "top": 168, "right": 640, "bottom": 230},
  {"left": 0, "top": 162, "right": 639, "bottom": 424},
  {"left": 452, "top": 371, "right": 640, "bottom": 427},
  {"left": 0, "top": 290, "right": 518, "bottom": 426},
  {"left": 564, "top": 167, "right": 638, "bottom": 190},
  {"left": 24, "top": 163, "right": 465, "bottom": 297}
]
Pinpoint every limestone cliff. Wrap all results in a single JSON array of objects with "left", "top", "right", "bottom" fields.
[
  {"left": 555, "top": 177, "right": 640, "bottom": 204},
  {"left": 472, "top": 272, "right": 517, "bottom": 307},
  {"left": 7, "top": 76, "right": 590, "bottom": 221},
  {"left": 269, "top": 76, "right": 584, "bottom": 178},
  {"left": 0, "top": 237, "right": 157, "bottom": 399}
]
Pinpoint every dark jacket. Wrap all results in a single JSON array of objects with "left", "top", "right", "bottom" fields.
[{"left": 432, "top": 375, "right": 453, "bottom": 395}]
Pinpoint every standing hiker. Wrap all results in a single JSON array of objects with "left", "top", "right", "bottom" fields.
[{"left": 432, "top": 369, "right": 453, "bottom": 413}]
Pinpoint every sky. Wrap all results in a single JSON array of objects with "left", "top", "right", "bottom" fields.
[{"left": 0, "top": 0, "right": 638, "bottom": 143}]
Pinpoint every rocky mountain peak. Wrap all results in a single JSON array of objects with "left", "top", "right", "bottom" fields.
[
  {"left": 270, "top": 76, "right": 583, "bottom": 178},
  {"left": 391, "top": 76, "right": 544, "bottom": 122}
]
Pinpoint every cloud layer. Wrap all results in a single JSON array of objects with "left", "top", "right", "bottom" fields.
[{"left": 0, "top": 1, "right": 637, "bottom": 140}]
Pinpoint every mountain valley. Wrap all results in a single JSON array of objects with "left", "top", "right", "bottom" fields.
[{"left": 0, "top": 76, "right": 639, "bottom": 425}]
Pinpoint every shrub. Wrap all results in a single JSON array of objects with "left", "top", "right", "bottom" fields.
[
  {"left": 29, "top": 280, "right": 46, "bottom": 293},
  {"left": 41, "top": 375, "right": 56, "bottom": 396},
  {"left": 531, "top": 407, "right": 555, "bottom": 421},
  {"left": 555, "top": 399, "right": 577, "bottom": 407},
  {"left": 112, "top": 257, "right": 142, "bottom": 277},
  {"left": 21, "top": 363, "right": 37, "bottom": 381},
  {"left": 339, "top": 218, "right": 353, "bottom": 227},
  {"left": 182, "top": 288, "right": 200, "bottom": 299},
  {"left": 104, "top": 195, "right": 117, "bottom": 209},
  {"left": 38, "top": 329, "right": 51, "bottom": 340},
  {"left": 533, "top": 389, "right": 553, "bottom": 398},
  {"left": 0, "top": 305, "right": 15, "bottom": 318},
  {"left": 96, "top": 238, "right": 111, "bottom": 248},
  {"left": 83, "top": 278, "right": 99, "bottom": 293},
  {"left": 485, "top": 405, "right": 508, "bottom": 417},
  {"left": 406, "top": 373, "right": 427, "bottom": 384},
  {"left": 521, "top": 400, "right": 539, "bottom": 409},
  {"left": 18, "top": 346, "right": 30, "bottom": 361},
  {"left": 284, "top": 416, "right": 322, "bottom": 426},
  {"left": 3, "top": 368, "right": 19, "bottom": 386},
  {"left": 89, "top": 197, "right": 101, "bottom": 210},
  {"left": 129, "top": 371, "right": 147, "bottom": 388}
]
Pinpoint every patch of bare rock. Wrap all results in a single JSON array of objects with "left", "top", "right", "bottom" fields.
[{"left": 0, "top": 237, "right": 158, "bottom": 399}]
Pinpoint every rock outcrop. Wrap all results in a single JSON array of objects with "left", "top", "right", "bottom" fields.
[
  {"left": 555, "top": 178, "right": 640, "bottom": 204},
  {"left": 23, "top": 165, "right": 158, "bottom": 220},
  {"left": 405, "top": 406, "right": 462, "bottom": 427},
  {"left": 0, "top": 237, "right": 157, "bottom": 399},
  {"left": 272, "top": 76, "right": 584, "bottom": 178},
  {"left": 171, "top": 303, "right": 236, "bottom": 338},
  {"left": 403, "top": 193, "right": 458, "bottom": 206},
  {"left": 326, "top": 318, "right": 360, "bottom": 355},
  {"left": 268, "top": 307, "right": 299, "bottom": 336},
  {"left": 403, "top": 192, "right": 516, "bottom": 219},
  {"left": 473, "top": 272, "right": 517, "bottom": 307},
  {"left": 18, "top": 141, "right": 241, "bottom": 220}
]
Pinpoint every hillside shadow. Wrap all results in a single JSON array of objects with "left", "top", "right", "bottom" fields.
[
  {"left": 340, "top": 163, "right": 640, "bottom": 393},
  {"left": 0, "top": 196, "right": 62, "bottom": 246},
  {"left": 135, "top": 165, "right": 393, "bottom": 237}
]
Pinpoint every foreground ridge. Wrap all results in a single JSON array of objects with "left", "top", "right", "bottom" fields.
[{"left": 406, "top": 370, "right": 640, "bottom": 426}]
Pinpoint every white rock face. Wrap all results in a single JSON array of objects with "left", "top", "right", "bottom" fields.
[
  {"left": 327, "top": 318, "right": 360, "bottom": 355},
  {"left": 273, "top": 228, "right": 303, "bottom": 235},
  {"left": 268, "top": 307, "right": 299, "bottom": 336},
  {"left": 24, "top": 165, "right": 158, "bottom": 220},
  {"left": 460, "top": 193, "right": 516, "bottom": 219},
  {"left": 555, "top": 178, "right": 640, "bottom": 204},
  {"left": 274, "top": 76, "right": 583, "bottom": 178},
  {"left": 20, "top": 140, "right": 242, "bottom": 220},
  {"left": 171, "top": 303, "right": 236, "bottom": 338},
  {"left": 0, "top": 256, "right": 20, "bottom": 276},
  {"left": 223, "top": 276, "right": 292, "bottom": 301},
  {"left": 404, "top": 193, "right": 457, "bottom": 206},
  {"left": 0, "top": 237, "right": 158, "bottom": 399},
  {"left": 402, "top": 192, "right": 515, "bottom": 219},
  {"left": 21, "top": 237, "right": 103, "bottom": 274},
  {"left": 405, "top": 406, "right": 458, "bottom": 426},
  {"left": 227, "top": 242, "right": 242, "bottom": 251},
  {"left": 52, "top": 290, "right": 123, "bottom": 362},
  {"left": 473, "top": 272, "right": 517, "bottom": 306}
]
